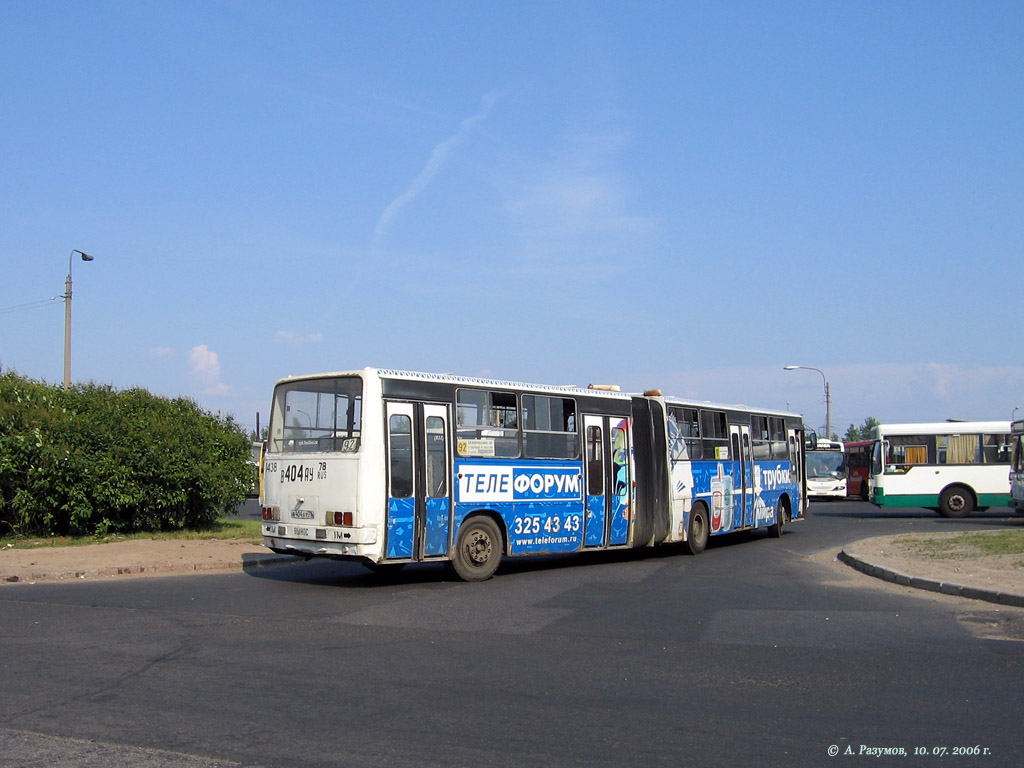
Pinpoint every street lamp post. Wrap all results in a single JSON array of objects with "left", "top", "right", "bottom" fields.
[
  {"left": 784, "top": 365, "right": 831, "bottom": 439},
  {"left": 63, "top": 249, "right": 95, "bottom": 390}
]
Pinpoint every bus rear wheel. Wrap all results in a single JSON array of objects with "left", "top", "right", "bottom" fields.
[
  {"left": 685, "top": 504, "right": 709, "bottom": 555},
  {"left": 449, "top": 516, "right": 503, "bottom": 581},
  {"left": 938, "top": 486, "right": 974, "bottom": 518},
  {"left": 769, "top": 500, "right": 788, "bottom": 538}
]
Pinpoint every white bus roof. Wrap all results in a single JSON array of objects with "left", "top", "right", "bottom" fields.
[
  {"left": 274, "top": 367, "right": 800, "bottom": 417},
  {"left": 276, "top": 367, "right": 631, "bottom": 400},
  {"left": 660, "top": 395, "right": 799, "bottom": 418},
  {"left": 811, "top": 439, "right": 844, "bottom": 450},
  {"left": 872, "top": 421, "right": 1010, "bottom": 436}
]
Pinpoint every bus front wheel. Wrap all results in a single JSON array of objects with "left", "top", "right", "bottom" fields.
[
  {"left": 685, "top": 504, "right": 709, "bottom": 555},
  {"left": 449, "top": 516, "right": 503, "bottom": 581},
  {"left": 938, "top": 486, "right": 974, "bottom": 518}
]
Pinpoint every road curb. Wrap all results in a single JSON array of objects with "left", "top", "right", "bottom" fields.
[{"left": 838, "top": 548, "right": 1024, "bottom": 608}]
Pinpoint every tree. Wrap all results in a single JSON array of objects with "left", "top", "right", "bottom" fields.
[
  {"left": 0, "top": 371, "right": 251, "bottom": 537},
  {"left": 844, "top": 417, "right": 879, "bottom": 442}
]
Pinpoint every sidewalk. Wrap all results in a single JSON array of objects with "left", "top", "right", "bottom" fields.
[{"left": 1, "top": 537, "right": 295, "bottom": 584}]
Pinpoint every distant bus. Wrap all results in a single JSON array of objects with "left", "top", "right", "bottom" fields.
[
  {"left": 259, "top": 368, "right": 807, "bottom": 580},
  {"left": 869, "top": 421, "right": 1012, "bottom": 517},
  {"left": 844, "top": 440, "right": 873, "bottom": 500},
  {"left": 1011, "top": 420, "right": 1024, "bottom": 513},
  {"left": 806, "top": 438, "right": 847, "bottom": 499}
]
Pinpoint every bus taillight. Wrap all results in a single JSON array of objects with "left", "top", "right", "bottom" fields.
[
  {"left": 331, "top": 511, "right": 353, "bottom": 526},
  {"left": 262, "top": 507, "right": 280, "bottom": 521}
]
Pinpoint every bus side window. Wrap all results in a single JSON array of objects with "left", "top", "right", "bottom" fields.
[
  {"left": 389, "top": 414, "right": 413, "bottom": 498},
  {"left": 426, "top": 417, "right": 447, "bottom": 498},
  {"left": 587, "top": 425, "right": 604, "bottom": 495}
]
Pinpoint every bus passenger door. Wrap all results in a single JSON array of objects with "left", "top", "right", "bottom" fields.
[
  {"left": 608, "top": 418, "right": 631, "bottom": 546},
  {"left": 583, "top": 415, "right": 610, "bottom": 547},
  {"left": 420, "top": 404, "right": 452, "bottom": 557},
  {"left": 788, "top": 428, "right": 805, "bottom": 517},
  {"left": 582, "top": 414, "right": 632, "bottom": 547},
  {"left": 729, "top": 425, "right": 753, "bottom": 529},
  {"left": 385, "top": 401, "right": 452, "bottom": 560}
]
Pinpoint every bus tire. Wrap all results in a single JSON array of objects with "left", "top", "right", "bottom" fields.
[
  {"left": 450, "top": 515, "right": 503, "bottom": 581},
  {"left": 769, "top": 499, "right": 788, "bottom": 538},
  {"left": 938, "top": 485, "right": 974, "bottom": 518},
  {"left": 685, "top": 504, "right": 709, "bottom": 555}
]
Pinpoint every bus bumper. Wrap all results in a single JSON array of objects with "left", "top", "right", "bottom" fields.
[{"left": 262, "top": 523, "right": 379, "bottom": 559}]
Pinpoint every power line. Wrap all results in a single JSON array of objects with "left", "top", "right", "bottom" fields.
[{"left": 0, "top": 297, "right": 62, "bottom": 315}]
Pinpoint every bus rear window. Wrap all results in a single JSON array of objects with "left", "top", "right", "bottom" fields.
[{"left": 269, "top": 377, "right": 363, "bottom": 453}]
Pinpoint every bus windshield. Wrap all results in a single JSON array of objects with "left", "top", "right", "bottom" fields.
[
  {"left": 269, "top": 376, "right": 363, "bottom": 453},
  {"left": 807, "top": 450, "right": 845, "bottom": 479}
]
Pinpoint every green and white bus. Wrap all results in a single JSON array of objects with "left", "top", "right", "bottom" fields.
[{"left": 868, "top": 421, "right": 1012, "bottom": 517}]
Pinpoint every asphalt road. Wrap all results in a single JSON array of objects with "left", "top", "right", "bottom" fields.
[{"left": 1, "top": 500, "right": 1022, "bottom": 768}]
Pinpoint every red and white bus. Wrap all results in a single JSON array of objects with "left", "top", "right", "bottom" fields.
[
  {"left": 1011, "top": 420, "right": 1024, "bottom": 514},
  {"left": 844, "top": 440, "right": 873, "bottom": 500}
]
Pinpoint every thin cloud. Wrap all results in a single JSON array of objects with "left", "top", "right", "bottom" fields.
[
  {"left": 189, "top": 344, "right": 231, "bottom": 395},
  {"left": 502, "top": 127, "right": 656, "bottom": 271},
  {"left": 275, "top": 330, "right": 324, "bottom": 346},
  {"left": 373, "top": 93, "right": 498, "bottom": 247}
]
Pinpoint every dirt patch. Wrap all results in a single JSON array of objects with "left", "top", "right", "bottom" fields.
[{"left": 1, "top": 538, "right": 278, "bottom": 584}]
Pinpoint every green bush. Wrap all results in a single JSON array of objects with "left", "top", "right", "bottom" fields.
[{"left": 0, "top": 369, "right": 251, "bottom": 537}]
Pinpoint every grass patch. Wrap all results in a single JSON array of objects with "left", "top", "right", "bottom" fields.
[
  {"left": 899, "top": 530, "right": 1024, "bottom": 561},
  {"left": 0, "top": 518, "right": 262, "bottom": 550}
]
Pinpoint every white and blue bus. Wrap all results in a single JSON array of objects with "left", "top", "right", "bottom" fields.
[{"left": 260, "top": 368, "right": 807, "bottom": 580}]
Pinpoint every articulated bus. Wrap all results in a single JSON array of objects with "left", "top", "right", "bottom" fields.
[
  {"left": 259, "top": 368, "right": 807, "bottom": 580},
  {"left": 844, "top": 440, "right": 873, "bottom": 500},
  {"left": 869, "top": 421, "right": 1012, "bottom": 517},
  {"left": 1011, "top": 420, "right": 1024, "bottom": 513}
]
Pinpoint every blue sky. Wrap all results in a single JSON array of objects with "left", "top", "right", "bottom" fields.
[{"left": 2, "top": 1, "right": 1022, "bottom": 437}]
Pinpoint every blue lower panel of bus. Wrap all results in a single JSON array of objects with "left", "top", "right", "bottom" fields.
[
  {"left": 386, "top": 497, "right": 415, "bottom": 559},
  {"left": 585, "top": 494, "right": 606, "bottom": 547},
  {"left": 454, "top": 459, "right": 589, "bottom": 555},
  {"left": 424, "top": 497, "right": 450, "bottom": 556},
  {"left": 585, "top": 493, "right": 630, "bottom": 547},
  {"left": 386, "top": 497, "right": 451, "bottom": 559},
  {"left": 683, "top": 460, "right": 800, "bottom": 534}
]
